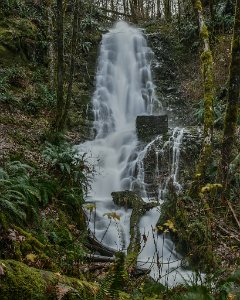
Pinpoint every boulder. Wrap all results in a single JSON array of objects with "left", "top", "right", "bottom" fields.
[{"left": 111, "top": 191, "right": 157, "bottom": 211}]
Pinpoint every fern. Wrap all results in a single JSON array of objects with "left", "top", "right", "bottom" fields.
[
  {"left": 0, "top": 161, "right": 42, "bottom": 225},
  {"left": 42, "top": 142, "right": 92, "bottom": 195},
  {"left": 96, "top": 252, "right": 127, "bottom": 300},
  {"left": 171, "top": 286, "right": 215, "bottom": 300}
]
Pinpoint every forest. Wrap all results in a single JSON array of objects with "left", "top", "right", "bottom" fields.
[{"left": 0, "top": 0, "right": 240, "bottom": 299}]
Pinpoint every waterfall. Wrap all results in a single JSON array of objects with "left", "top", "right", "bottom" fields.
[
  {"left": 78, "top": 21, "right": 195, "bottom": 285},
  {"left": 159, "top": 127, "right": 184, "bottom": 200},
  {"left": 92, "top": 21, "right": 157, "bottom": 140}
]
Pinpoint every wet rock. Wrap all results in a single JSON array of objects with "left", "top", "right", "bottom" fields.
[
  {"left": 111, "top": 191, "right": 157, "bottom": 211},
  {"left": 112, "top": 190, "right": 144, "bottom": 208},
  {"left": 140, "top": 127, "right": 203, "bottom": 198},
  {"left": 136, "top": 114, "right": 168, "bottom": 142}
]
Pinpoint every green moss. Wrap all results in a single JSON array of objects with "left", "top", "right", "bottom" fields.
[
  {"left": 200, "top": 24, "right": 209, "bottom": 40},
  {"left": 14, "top": 226, "right": 45, "bottom": 250},
  {"left": 5, "top": 227, "right": 54, "bottom": 269},
  {"left": 0, "top": 260, "right": 98, "bottom": 300},
  {"left": 0, "top": 260, "right": 46, "bottom": 300},
  {"left": 0, "top": 44, "right": 15, "bottom": 61},
  {"left": 190, "top": 45, "right": 214, "bottom": 186},
  {"left": 194, "top": 0, "right": 202, "bottom": 11},
  {"left": 0, "top": 212, "right": 8, "bottom": 230},
  {"left": 0, "top": 27, "right": 21, "bottom": 52},
  {"left": 0, "top": 18, "right": 38, "bottom": 67}
]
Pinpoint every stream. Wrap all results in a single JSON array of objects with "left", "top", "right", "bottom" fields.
[{"left": 78, "top": 21, "right": 195, "bottom": 286}]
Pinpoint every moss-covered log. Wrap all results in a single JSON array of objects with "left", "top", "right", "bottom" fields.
[
  {"left": 111, "top": 191, "right": 157, "bottom": 268},
  {"left": 0, "top": 260, "right": 98, "bottom": 300},
  {"left": 220, "top": 0, "right": 240, "bottom": 190}
]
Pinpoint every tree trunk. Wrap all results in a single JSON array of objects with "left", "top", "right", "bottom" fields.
[
  {"left": 220, "top": 0, "right": 240, "bottom": 189},
  {"left": 53, "top": 0, "right": 64, "bottom": 132},
  {"left": 164, "top": 0, "right": 172, "bottom": 21},
  {"left": 209, "top": 0, "right": 214, "bottom": 21},
  {"left": 157, "top": 0, "right": 161, "bottom": 19},
  {"left": 47, "top": 1, "right": 54, "bottom": 90},
  {"left": 190, "top": 0, "right": 215, "bottom": 192},
  {"left": 58, "top": 0, "right": 79, "bottom": 131}
]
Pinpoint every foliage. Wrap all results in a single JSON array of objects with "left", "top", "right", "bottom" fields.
[
  {"left": 178, "top": 19, "right": 199, "bottom": 50},
  {"left": 171, "top": 286, "right": 214, "bottom": 300},
  {"left": 24, "top": 83, "right": 56, "bottom": 114},
  {"left": 193, "top": 98, "right": 228, "bottom": 128},
  {"left": 41, "top": 141, "right": 94, "bottom": 227},
  {"left": 42, "top": 142, "right": 91, "bottom": 194},
  {"left": 0, "top": 67, "right": 55, "bottom": 114},
  {"left": 213, "top": 1, "right": 235, "bottom": 32},
  {"left": 0, "top": 141, "right": 91, "bottom": 228},
  {"left": 35, "top": 207, "right": 86, "bottom": 276},
  {"left": 0, "top": 161, "right": 41, "bottom": 225},
  {"left": 0, "top": 0, "right": 45, "bottom": 19},
  {"left": 0, "top": 259, "right": 98, "bottom": 300},
  {"left": 96, "top": 252, "right": 127, "bottom": 300}
]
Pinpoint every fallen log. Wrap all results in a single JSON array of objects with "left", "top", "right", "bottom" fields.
[
  {"left": 84, "top": 232, "right": 116, "bottom": 257},
  {"left": 84, "top": 254, "right": 115, "bottom": 262},
  {"left": 84, "top": 254, "right": 150, "bottom": 276},
  {"left": 111, "top": 191, "right": 157, "bottom": 268},
  {"left": 83, "top": 191, "right": 155, "bottom": 277}
]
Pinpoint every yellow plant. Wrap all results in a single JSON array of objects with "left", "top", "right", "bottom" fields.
[{"left": 103, "top": 212, "right": 121, "bottom": 221}]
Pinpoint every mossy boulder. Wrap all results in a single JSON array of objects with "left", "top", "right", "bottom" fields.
[
  {"left": 0, "top": 260, "right": 98, "bottom": 300},
  {"left": 112, "top": 191, "right": 145, "bottom": 209},
  {"left": 111, "top": 191, "right": 157, "bottom": 211}
]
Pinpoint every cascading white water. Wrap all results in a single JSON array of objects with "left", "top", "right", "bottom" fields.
[
  {"left": 79, "top": 21, "right": 159, "bottom": 249},
  {"left": 158, "top": 127, "right": 184, "bottom": 200},
  {"left": 92, "top": 21, "right": 158, "bottom": 140},
  {"left": 78, "top": 21, "right": 196, "bottom": 285}
]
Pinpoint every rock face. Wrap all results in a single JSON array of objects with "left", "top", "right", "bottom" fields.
[
  {"left": 147, "top": 33, "right": 195, "bottom": 127},
  {"left": 140, "top": 127, "right": 203, "bottom": 198},
  {"left": 136, "top": 114, "right": 168, "bottom": 142}
]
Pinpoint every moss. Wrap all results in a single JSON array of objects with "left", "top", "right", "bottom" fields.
[
  {"left": 127, "top": 206, "right": 141, "bottom": 266},
  {"left": 12, "top": 241, "right": 22, "bottom": 260},
  {"left": 194, "top": 0, "right": 202, "bottom": 11},
  {"left": 0, "top": 27, "right": 22, "bottom": 53},
  {"left": 112, "top": 191, "right": 145, "bottom": 209},
  {"left": 5, "top": 227, "right": 55, "bottom": 269},
  {"left": 0, "top": 260, "right": 98, "bottom": 299},
  {"left": 0, "top": 17, "right": 39, "bottom": 67},
  {"left": 0, "top": 213, "right": 8, "bottom": 230},
  {"left": 0, "top": 260, "right": 46, "bottom": 300},
  {"left": 0, "top": 44, "right": 16, "bottom": 62},
  {"left": 14, "top": 226, "right": 45, "bottom": 250},
  {"left": 194, "top": 143, "right": 212, "bottom": 179},
  {"left": 200, "top": 24, "right": 209, "bottom": 40},
  {"left": 190, "top": 34, "right": 214, "bottom": 188}
]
